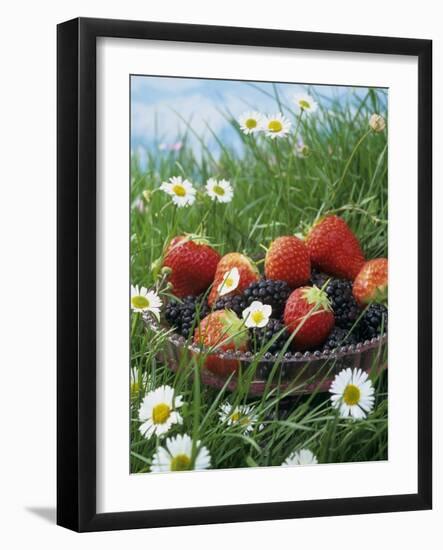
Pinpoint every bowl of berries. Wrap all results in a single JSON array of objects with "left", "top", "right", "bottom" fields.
[{"left": 145, "top": 216, "right": 388, "bottom": 396}]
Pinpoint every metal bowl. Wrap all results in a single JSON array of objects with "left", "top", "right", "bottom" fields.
[{"left": 143, "top": 314, "right": 387, "bottom": 396}]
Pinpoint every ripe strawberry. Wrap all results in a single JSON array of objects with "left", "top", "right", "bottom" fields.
[
  {"left": 208, "top": 253, "right": 259, "bottom": 306},
  {"left": 162, "top": 235, "right": 221, "bottom": 298},
  {"left": 352, "top": 258, "right": 388, "bottom": 306},
  {"left": 283, "top": 286, "right": 335, "bottom": 350},
  {"left": 193, "top": 310, "right": 249, "bottom": 376},
  {"left": 264, "top": 236, "right": 311, "bottom": 288},
  {"left": 306, "top": 215, "right": 365, "bottom": 280}
]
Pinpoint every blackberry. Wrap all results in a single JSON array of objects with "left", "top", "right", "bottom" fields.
[
  {"left": 324, "top": 278, "right": 360, "bottom": 329},
  {"left": 250, "top": 318, "right": 289, "bottom": 354},
  {"left": 310, "top": 268, "right": 329, "bottom": 289},
  {"left": 214, "top": 294, "right": 248, "bottom": 317},
  {"left": 323, "top": 326, "right": 359, "bottom": 351},
  {"left": 358, "top": 303, "right": 388, "bottom": 341},
  {"left": 164, "top": 295, "right": 209, "bottom": 339},
  {"left": 243, "top": 279, "right": 291, "bottom": 317}
]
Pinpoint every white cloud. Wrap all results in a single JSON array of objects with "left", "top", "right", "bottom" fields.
[{"left": 131, "top": 93, "right": 245, "bottom": 144}]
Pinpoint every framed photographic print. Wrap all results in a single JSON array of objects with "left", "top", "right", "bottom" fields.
[{"left": 57, "top": 17, "right": 432, "bottom": 532}]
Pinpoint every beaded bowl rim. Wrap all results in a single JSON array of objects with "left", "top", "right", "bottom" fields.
[{"left": 142, "top": 313, "right": 388, "bottom": 363}]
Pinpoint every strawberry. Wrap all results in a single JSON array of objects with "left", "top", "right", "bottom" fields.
[
  {"left": 264, "top": 236, "right": 311, "bottom": 288},
  {"left": 306, "top": 215, "right": 365, "bottom": 280},
  {"left": 283, "top": 286, "right": 335, "bottom": 350},
  {"left": 162, "top": 235, "right": 221, "bottom": 298},
  {"left": 352, "top": 258, "right": 388, "bottom": 306},
  {"left": 208, "top": 253, "right": 259, "bottom": 306},
  {"left": 193, "top": 310, "right": 249, "bottom": 376}
]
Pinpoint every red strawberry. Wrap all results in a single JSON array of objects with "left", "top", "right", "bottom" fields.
[
  {"left": 193, "top": 310, "right": 248, "bottom": 376},
  {"left": 162, "top": 235, "right": 220, "bottom": 298},
  {"left": 306, "top": 215, "right": 365, "bottom": 280},
  {"left": 283, "top": 286, "right": 335, "bottom": 350},
  {"left": 208, "top": 253, "right": 259, "bottom": 306},
  {"left": 352, "top": 258, "right": 388, "bottom": 306},
  {"left": 265, "top": 236, "right": 311, "bottom": 288}
]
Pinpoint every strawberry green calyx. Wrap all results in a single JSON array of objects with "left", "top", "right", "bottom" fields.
[
  {"left": 371, "top": 284, "right": 388, "bottom": 305},
  {"left": 183, "top": 233, "right": 211, "bottom": 246},
  {"left": 220, "top": 310, "right": 249, "bottom": 348},
  {"left": 302, "top": 286, "right": 332, "bottom": 312}
]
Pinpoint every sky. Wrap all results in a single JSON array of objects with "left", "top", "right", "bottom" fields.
[{"left": 130, "top": 76, "right": 387, "bottom": 157}]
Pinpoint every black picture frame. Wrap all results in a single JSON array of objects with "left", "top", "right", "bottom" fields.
[{"left": 57, "top": 17, "right": 432, "bottom": 532}]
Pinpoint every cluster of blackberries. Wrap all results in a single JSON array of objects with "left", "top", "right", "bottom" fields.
[
  {"left": 242, "top": 279, "right": 291, "bottom": 317},
  {"left": 323, "top": 327, "right": 359, "bottom": 351},
  {"left": 358, "top": 303, "right": 388, "bottom": 341},
  {"left": 249, "top": 318, "right": 289, "bottom": 355},
  {"left": 214, "top": 294, "right": 248, "bottom": 318},
  {"left": 324, "top": 278, "right": 360, "bottom": 329},
  {"left": 322, "top": 303, "right": 388, "bottom": 351},
  {"left": 164, "top": 295, "right": 209, "bottom": 339},
  {"left": 164, "top": 277, "right": 388, "bottom": 354}
]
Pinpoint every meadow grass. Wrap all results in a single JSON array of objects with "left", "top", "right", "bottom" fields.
[{"left": 130, "top": 85, "right": 388, "bottom": 472}]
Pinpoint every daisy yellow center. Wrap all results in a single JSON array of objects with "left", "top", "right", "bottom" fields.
[
  {"left": 132, "top": 295, "right": 150, "bottom": 309},
  {"left": 230, "top": 411, "right": 250, "bottom": 426},
  {"left": 299, "top": 99, "right": 311, "bottom": 110},
  {"left": 172, "top": 184, "right": 186, "bottom": 197},
  {"left": 170, "top": 454, "right": 191, "bottom": 471},
  {"left": 224, "top": 277, "right": 234, "bottom": 288},
  {"left": 251, "top": 310, "right": 265, "bottom": 324},
  {"left": 213, "top": 185, "right": 225, "bottom": 196},
  {"left": 152, "top": 403, "right": 171, "bottom": 424},
  {"left": 245, "top": 118, "right": 257, "bottom": 129},
  {"left": 343, "top": 384, "right": 361, "bottom": 406},
  {"left": 268, "top": 120, "right": 283, "bottom": 133}
]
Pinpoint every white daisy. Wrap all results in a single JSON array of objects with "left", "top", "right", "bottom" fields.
[
  {"left": 238, "top": 111, "right": 264, "bottom": 135},
  {"left": 160, "top": 176, "right": 196, "bottom": 207},
  {"left": 242, "top": 300, "right": 272, "bottom": 328},
  {"left": 294, "top": 138, "right": 311, "bottom": 158},
  {"left": 138, "top": 385, "right": 184, "bottom": 438},
  {"left": 130, "top": 285, "right": 162, "bottom": 320},
  {"left": 206, "top": 178, "right": 234, "bottom": 203},
  {"left": 369, "top": 113, "right": 386, "bottom": 133},
  {"left": 294, "top": 93, "right": 318, "bottom": 114},
  {"left": 218, "top": 402, "right": 261, "bottom": 434},
  {"left": 130, "top": 368, "right": 148, "bottom": 401},
  {"left": 217, "top": 267, "right": 240, "bottom": 296},
  {"left": 263, "top": 113, "right": 291, "bottom": 139},
  {"left": 151, "top": 433, "right": 211, "bottom": 472},
  {"left": 329, "top": 368, "right": 375, "bottom": 420},
  {"left": 282, "top": 449, "right": 318, "bottom": 466}
]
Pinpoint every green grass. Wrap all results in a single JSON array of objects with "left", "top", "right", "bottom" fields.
[{"left": 130, "top": 85, "right": 388, "bottom": 473}]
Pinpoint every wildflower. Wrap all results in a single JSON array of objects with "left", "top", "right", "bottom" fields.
[
  {"left": 242, "top": 300, "right": 272, "bottom": 328},
  {"left": 263, "top": 113, "right": 291, "bottom": 139},
  {"left": 217, "top": 267, "right": 240, "bottom": 296},
  {"left": 369, "top": 113, "right": 386, "bottom": 132},
  {"left": 151, "top": 434, "right": 211, "bottom": 472},
  {"left": 206, "top": 178, "right": 233, "bottom": 203},
  {"left": 282, "top": 449, "right": 318, "bottom": 466},
  {"left": 295, "top": 138, "right": 311, "bottom": 158},
  {"left": 330, "top": 368, "right": 375, "bottom": 419},
  {"left": 130, "top": 368, "right": 148, "bottom": 401},
  {"left": 138, "top": 385, "right": 184, "bottom": 437},
  {"left": 294, "top": 93, "right": 318, "bottom": 114},
  {"left": 219, "top": 402, "right": 261, "bottom": 434},
  {"left": 238, "top": 111, "right": 263, "bottom": 135},
  {"left": 130, "top": 285, "right": 162, "bottom": 320},
  {"left": 160, "top": 176, "right": 196, "bottom": 207}
]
